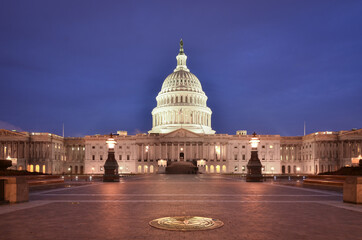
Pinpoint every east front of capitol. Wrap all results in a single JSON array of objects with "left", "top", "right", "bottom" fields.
[{"left": 1, "top": 41, "right": 361, "bottom": 175}]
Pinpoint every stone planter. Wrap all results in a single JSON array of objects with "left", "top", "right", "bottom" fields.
[{"left": 343, "top": 177, "right": 362, "bottom": 204}]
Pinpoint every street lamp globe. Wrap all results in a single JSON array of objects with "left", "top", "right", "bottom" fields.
[
  {"left": 249, "top": 132, "right": 260, "bottom": 149},
  {"left": 106, "top": 134, "right": 116, "bottom": 149}
]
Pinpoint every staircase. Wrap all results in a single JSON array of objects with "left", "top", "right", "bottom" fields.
[{"left": 166, "top": 161, "right": 198, "bottom": 174}]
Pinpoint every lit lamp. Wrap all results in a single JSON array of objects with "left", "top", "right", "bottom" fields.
[
  {"left": 197, "top": 159, "right": 206, "bottom": 167},
  {"left": 246, "top": 132, "right": 263, "bottom": 182},
  {"left": 145, "top": 145, "right": 149, "bottom": 161},
  {"left": 103, "top": 133, "right": 120, "bottom": 182}
]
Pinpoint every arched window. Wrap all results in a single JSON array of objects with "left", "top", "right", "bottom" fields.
[
  {"left": 210, "top": 165, "right": 214, "bottom": 173},
  {"left": 222, "top": 165, "right": 226, "bottom": 173},
  {"left": 35, "top": 165, "right": 40, "bottom": 172},
  {"left": 42, "top": 165, "right": 46, "bottom": 173},
  {"left": 138, "top": 165, "right": 142, "bottom": 173},
  {"left": 216, "top": 165, "right": 220, "bottom": 173}
]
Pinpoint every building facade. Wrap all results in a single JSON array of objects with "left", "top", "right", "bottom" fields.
[{"left": 1, "top": 41, "right": 361, "bottom": 175}]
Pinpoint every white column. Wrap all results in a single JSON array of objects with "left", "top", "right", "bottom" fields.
[
  {"left": 184, "top": 142, "right": 187, "bottom": 161},
  {"left": 220, "top": 143, "right": 224, "bottom": 161},
  {"left": 191, "top": 143, "right": 193, "bottom": 160},
  {"left": 207, "top": 144, "right": 210, "bottom": 160},
  {"left": 141, "top": 144, "right": 144, "bottom": 161},
  {"left": 177, "top": 143, "right": 180, "bottom": 161}
]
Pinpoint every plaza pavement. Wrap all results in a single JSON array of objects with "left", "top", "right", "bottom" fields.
[{"left": 0, "top": 174, "right": 362, "bottom": 240}]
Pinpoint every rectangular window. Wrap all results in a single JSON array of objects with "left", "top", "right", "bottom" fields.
[
  {"left": 242, "top": 154, "right": 245, "bottom": 160},
  {"left": 127, "top": 155, "right": 130, "bottom": 160},
  {"left": 92, "top": 155, "right": 95, "bottom": 160},
  {"left": 119, "top": 155, "right": 122, "bottom": 160},
  {"left": 234, "top": 155, "right": 237, "bottom": 160},
  {"left": 262, "top": 145, "right": 265, "bottom": 148},
  {"left": 100, "top": 155, "right": 103, "bottom": 160},
  {"left": 92, "top": 146, "right": 95, "bottom": 149},
  {"left": 100, "top": 166, "right": 103, "bottom": 171},
  {"left": 242, "top": 146, "right": 245, "bottom": 149}
]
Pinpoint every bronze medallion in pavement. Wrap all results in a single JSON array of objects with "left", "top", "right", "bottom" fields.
[{"left": 149, "top": 216, "right": 224, "bottom": 231}]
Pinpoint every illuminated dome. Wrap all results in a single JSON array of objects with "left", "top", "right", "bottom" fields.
[
  {"left": 160, "top": 71, "right": 204, "bottom": 94},
  {"left": 149, "top": 40, "right": 215, "bottom": 134}
]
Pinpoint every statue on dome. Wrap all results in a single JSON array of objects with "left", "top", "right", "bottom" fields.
[{"left": 179, "top": 39, "right": 184, "bottom": 54}]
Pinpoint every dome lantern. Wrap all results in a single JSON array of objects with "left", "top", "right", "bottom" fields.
[{"left": 175, "top": 39, "right": 189, "bottom": 72}]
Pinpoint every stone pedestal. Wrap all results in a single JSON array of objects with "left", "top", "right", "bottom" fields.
[
  {"left": 246, "top": 150, "right": 263, "bottom": 182},
  {"left": 198, "top": 165, "right": 206, "bottom": 174},
  {"left": 343, "top": 177, "right": 362, "bottom": 204},
  {"left": 0, "top": 176, "right": 29, "bottom": 203},
  {"left": 103, "top": 151, "right": 120, "bottom": 182},
  {"left": 157, "top": 166, "right": 166, "bottom": 174}
]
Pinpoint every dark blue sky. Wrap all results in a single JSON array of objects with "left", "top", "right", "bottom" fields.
[{"left": 0, "top": 0, "right": 361, "bottom": 137}]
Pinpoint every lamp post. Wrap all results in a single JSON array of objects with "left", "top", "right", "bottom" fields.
[
  {"left": 246, "top": 132, "right": 263, "bottom": 182},
  {"left": 103, "top": 134, "right": 120, "bottom": 182}
]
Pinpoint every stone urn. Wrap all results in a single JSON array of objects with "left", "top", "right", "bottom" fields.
[{"left": 0, "top": 160, "right": 12, "bottom": 171}]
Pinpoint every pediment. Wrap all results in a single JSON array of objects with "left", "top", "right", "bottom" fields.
[
  {"left": 0, "top": 129, "right": 26, "bottom": 137},
  {"left": 162, "top": 128, "right": 202, "bottom": 138}
]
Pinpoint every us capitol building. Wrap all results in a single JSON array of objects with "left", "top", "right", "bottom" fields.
[{"left": 1, "top": 41, "right": 361, "bottom": 175}]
